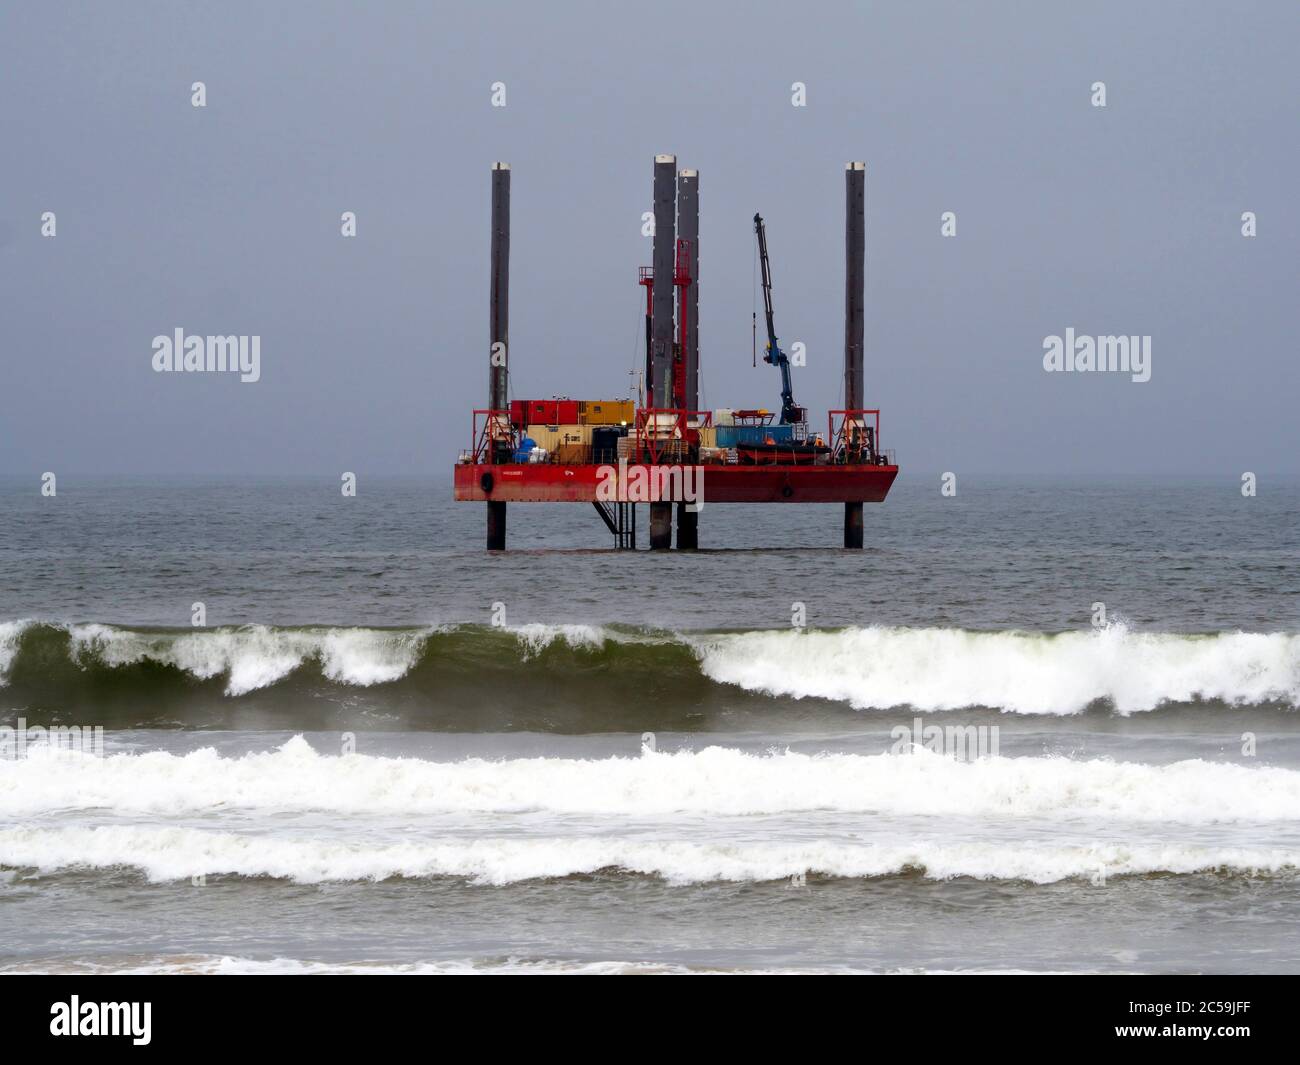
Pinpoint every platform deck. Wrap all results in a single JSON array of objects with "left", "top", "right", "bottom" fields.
[{"left": 454, "top": 463, "right": 898, "bottom": 504}]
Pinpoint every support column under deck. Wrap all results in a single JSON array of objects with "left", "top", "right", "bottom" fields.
[
  {"left": 650, "top": 502, "right": 673, "bottom": 551},
  {"left": 843, "top": 501, "right": 863, "bottom": 550},
  {"left": 487, "top": 500, "right": 507, "bottom": 551},
  {"left": 676, "top": 502, "right": 698, "bottom": 550}
]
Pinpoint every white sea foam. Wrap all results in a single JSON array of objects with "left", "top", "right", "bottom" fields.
[
  {"left": 0, "top": 620, "right": 32, "bottom": 685},
  {"left": 0, "top": 824, "right": 1292, "bottom": 886},
  {"left": 0, "top": 954, "right": 918, "bottom": 975},
  {"left": 3, "top": 736, "right": 1298, "bottom": 822},
  {"left": 0, "top": 955, "right": 1091, "bottom": 975},
  {"left": 3, "top": 620, "right": 616, "bottom": 694},
  {"left": 692, "top": 624, "right": 1300, "bottom": 714},
  {"left": 510, "top": 623, "right": 610, "bottom": 657},
  {"left": 65, "top": 624, "right": 434, "bottom": 696}
]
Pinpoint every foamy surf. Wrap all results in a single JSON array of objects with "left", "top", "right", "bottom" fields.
[
  {"left": 3, "top": 736, "right": 1298, "bottom": 822},
  {"left": 0, "top": 825, "right": 1293, "bottom": 886},
  {"left": 64, "top": 623, "right": 437, "bottom": 696},
  {"left": 510, "top": 622, "right": 611, "bottom": 657},
  {"left": 693, "top": 624, "right": 1300, "bottom": 714},
  {"left": 6, "top": 955, "right": 1024, "bottom": 975},
  {"left": 0, "top": 619, "right": 29, "bottom": 686}
]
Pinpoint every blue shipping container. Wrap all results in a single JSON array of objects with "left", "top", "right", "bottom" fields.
[{"left": 715, "top": 424, "right": 794, "bottom": 447}]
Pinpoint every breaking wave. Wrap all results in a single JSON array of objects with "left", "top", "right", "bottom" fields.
[
  {"left": 4, "top": 740, "right": 1297, "bottom": 886},
  {"left": 1, "top": 824, "right": 1293, "bottom": 886},
  {"left": 3, "top": 956, "right": 852, "bottom": 976},
  {"left": 693, "top": 624, "right": 1300, "bottom": 714},
  {"left": 1, "top": 619, "right": 1297, "bottom": 724},
  {"left": 3, "top": 736, "right": 1298, "bottom": 822}
]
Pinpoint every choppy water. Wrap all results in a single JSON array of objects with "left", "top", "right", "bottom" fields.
[{"left": 1, "top": 476, "right": 1298, "bottom": 973}]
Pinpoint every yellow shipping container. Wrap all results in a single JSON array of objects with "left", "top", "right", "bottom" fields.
[
  {"left": 523, "top": 424, "right": 588, "bottom": 447},
  {"left": 579, "top": 400, "right": 635, "bottom": 425},
  {"left": 518, "top": 427, "right": 554, "bottom": 452}
]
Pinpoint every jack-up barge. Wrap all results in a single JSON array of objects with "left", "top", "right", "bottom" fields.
[{"left": 453, "top": 156, "right": 898, "bottom": 549}]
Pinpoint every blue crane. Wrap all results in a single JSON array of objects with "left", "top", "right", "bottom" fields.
[{"left": 753, "top": 213, "right": 806, "bottom": 426}]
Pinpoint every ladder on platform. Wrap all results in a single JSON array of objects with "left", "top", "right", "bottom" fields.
[{"left": 592, "top": 501, "right": 636, "bottom": 550}]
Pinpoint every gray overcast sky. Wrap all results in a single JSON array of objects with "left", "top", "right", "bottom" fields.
[{"left": 2, "top": 1, "right": 1297, "bottom": 477}]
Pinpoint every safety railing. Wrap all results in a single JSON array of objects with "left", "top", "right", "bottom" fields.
[
  {"left": 468, "top": 409, "right": 517, "bottom": 463},
  {"left": 634, "top": 408, "right": 712, "bottom": 463},
  {"left": 828, "top": 409, "right": 889, "bottom": 466}
]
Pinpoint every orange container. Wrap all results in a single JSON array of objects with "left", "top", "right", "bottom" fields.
[{"left": 579, "top": 400, "right": 634, "bottom": 425}]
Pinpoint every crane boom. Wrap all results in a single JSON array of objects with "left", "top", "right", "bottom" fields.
[{"left": 753, "top": 213, "right": 803, "bottom": 425}]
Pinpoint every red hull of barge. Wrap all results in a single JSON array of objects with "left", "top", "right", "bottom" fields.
[{"left": 454, "top": 463, "right": 898, "bottom": 504}]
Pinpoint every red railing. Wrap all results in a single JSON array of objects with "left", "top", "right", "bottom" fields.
[
  {"left": 463, "top": 408, "right": 517, "bottom": 463},
  {"left": 634, "top": 408, "right": 712, "bottom": 463},
  {"left": 461, "top": 406, "right": 891, "bottom": 468},
  {"left": 828, "top": 409, "right": 887, "bottom": 465}
]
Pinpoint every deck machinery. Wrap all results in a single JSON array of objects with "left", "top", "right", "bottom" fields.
[{"left": 454, "top": 156, "right": 898, "bottom": 549}]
